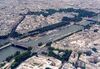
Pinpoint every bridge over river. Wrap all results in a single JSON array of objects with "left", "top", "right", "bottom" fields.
[
  {"left": 13, "top": 25, "right": 84, "bottom": 49},
  {"left": 0, "top": 19, "right": 94, "bottom": 62}
]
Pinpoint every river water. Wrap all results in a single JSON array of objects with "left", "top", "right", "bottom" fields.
[{"left": 0, "top": 45, "right": 25, "bottom": 62}]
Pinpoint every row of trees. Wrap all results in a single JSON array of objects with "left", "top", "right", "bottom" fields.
[
  {"left": 11, "top": 51, "right": 31, "bottom": 69},
  {"left": 48, "top": 47, "right": 72, "bottom": 62},
  {"left": 11, "top": 47, "right": 33, "bottom": 69}
]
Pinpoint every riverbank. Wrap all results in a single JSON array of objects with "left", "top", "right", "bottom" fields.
[
  {"left": 0, "top": 45, "right": 25, "bottom": 63},
  {"left": 0, "top": 43, "right": 11, "bottom": 50}
]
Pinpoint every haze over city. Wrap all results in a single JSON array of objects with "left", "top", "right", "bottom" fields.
[{"left": 0, "top": 0, "right": 100, "bottom": 69}]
